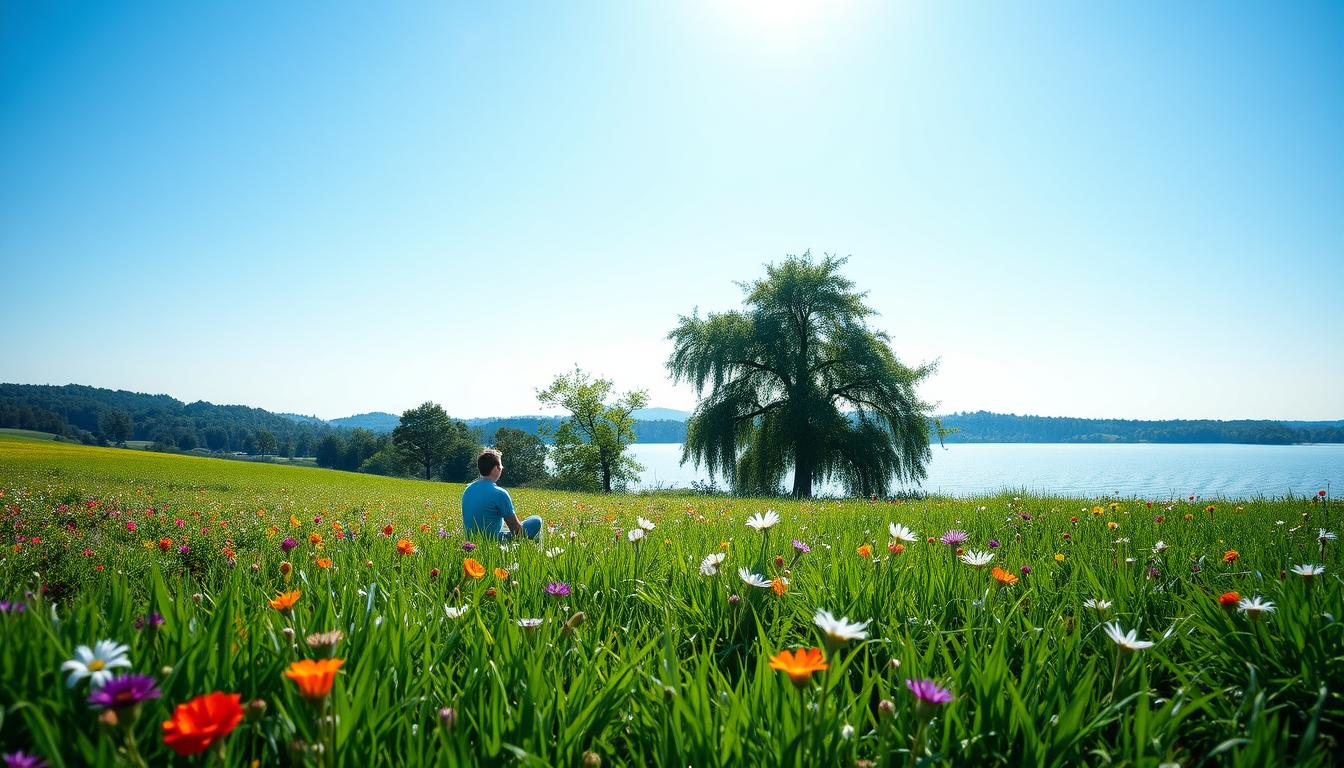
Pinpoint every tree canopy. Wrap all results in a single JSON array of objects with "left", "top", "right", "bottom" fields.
[
  {"left": 537, "top": 368, "right": 647, "bottom": 493},
  {"left": 392, "top": 402, "right": 458, "bottom": 480},
  {"left": 666, "top": 252, "right": 935, "bottom": 498}
]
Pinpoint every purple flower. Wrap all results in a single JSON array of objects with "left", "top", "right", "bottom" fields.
[
  {"left": 133, "top": 612, "right": 164, "bottom": 630},
  {"left": 280, "top": 537, "right": 299, "bottom": 553},
  {"left": 177, "top": 545, "right": 190, "bottom": 555},
  {"left": 438, "top": 527, "right": 448, "bottom": 538},
  {"left": 1019, "top": 513, "right": 1032, "bottom": 521},
  {"left": 987, "top": 539, "right": 1001, "bottom": 549},
  {"left": 905, "top": 678, "right": 952, "bottom": 719},
  {"left": 938, "top": 530, "right": 968, "bottom": 546},
  {"left": 791, "top": 540, "right": 811, "bottom": 554},
  {"left": 545, "top": 582, "right": 571, "bottom": 598},
  {"left": 87, "top": 674, "right": 162, "bottom": 710},
  {"left": 1019, "top": 565, "right": 1032, "bottom": 575},
  {"left": 4, "top": 751, "right": 46, "bottom": 768},
  {"left": 0, "top": 600, "right": 25, "bottom": 614},
  {"left": 462, "top": 542, "right": 477, "bottom": 552}
]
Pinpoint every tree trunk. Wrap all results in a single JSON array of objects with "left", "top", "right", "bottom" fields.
[
  {"left": 792, "top": 457, "right": 813, "bottom": 498},
  {"left": 424, "top": 461, "right": 432, "bottom": 481}
]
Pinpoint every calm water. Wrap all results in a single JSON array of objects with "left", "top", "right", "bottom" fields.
[{"left": 627, "top": 443, "right": 1344, "bottom": 499}]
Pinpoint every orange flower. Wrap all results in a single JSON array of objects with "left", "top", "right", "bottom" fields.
[
  {"left": 396, "top": 539, "right": 416, "bottom": 556},
  {"left": 768, "top": 647, "right": 828, "bottom": 687},
  {"left": 158, "top": 537, "right": 173, "bottom": 551},
  {"left": 315, "top": 557, "right": 332, "bottom": 569},
  {"left": 284, "top": 658, "right": 343, "bottom": 700},
  {"left": 856, "top": 544, "right": 873, "bottom": 558},
  {"left": 771, "top": 576, "right": 788, "bottom": 596},
  {"left": 991, "top": 567, "right": 1018, "bottom": 587},
  {"left": 890, "top": 543, "right": 905, "bottom": 555},
  {"left": 269, "top": 590, "right": 301, "bottom": 612},
  {"left": 308, "top": 533, "right": 323, "bottom": 546},
  {"left": 1217, "top": 591, "right": 1240, "bottom": 608},
  {"left": 161, "top": 691, "right": 244, "bottom": 756},
  {"left": 493, "top": 567, "right": 509, "bottom": 580},
  {"left": 463, "top": 558, "right": 486, "bottom": 579},
  {"left": 1222, "top": 550, "right": 1239, "bottom": 563},
  {"left": 221, "top": 547, "right": 236, "bottom": 559},
  {"left": 382, "top": 524, "right": 394, "bottom": 537}
]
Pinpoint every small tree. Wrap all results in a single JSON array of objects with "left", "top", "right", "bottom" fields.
[
  {"left": 100, "top": 409, "right": 132, "bottom": 446},
  {"left": 256, "top": 429, "right": 278, "bottom": 456},
  {"left": 438, "top": 420, "right": 481, "bottom": 483},
  {"left": 315, "top": 435, "right": 347, "bottom": 469},
  {"left": 492, "top": 427, "right": 549, "bottom": 487},
  {"left": 537, "top": 367, "right": 647, "bottom": 493},
  {"left": 392, "top": 402, "right": 456, "bottom": 480}
]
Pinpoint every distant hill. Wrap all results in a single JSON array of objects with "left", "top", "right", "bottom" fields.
[
  {"left": 632, "top": 407, "right": 691, "bottom": 422},
  {"left": 329, "top": 412, "right": 400, "bottom": 432},
  {"left": 933, "top": 411, "right": 1344, "bottom": 445}
]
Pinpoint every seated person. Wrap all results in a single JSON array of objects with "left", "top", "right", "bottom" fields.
[{"left": 462, "top": 448, "right": 543, "bottom": 541}]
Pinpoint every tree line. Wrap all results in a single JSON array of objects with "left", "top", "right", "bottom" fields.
[{"left": 935, "top": 411, "right": 1344, "bottom": 445}]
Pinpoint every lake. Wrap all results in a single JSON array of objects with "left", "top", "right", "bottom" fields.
[{"left": 625, "top": 442, "right": 1344, "bottom": 499}]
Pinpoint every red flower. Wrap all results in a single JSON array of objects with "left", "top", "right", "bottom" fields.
[
  {"left": 162, "top": 692, "right": 243, "bottom": 756},
  {"left": 1217, "top": 591, "right": 1240, "bottom": 609}
]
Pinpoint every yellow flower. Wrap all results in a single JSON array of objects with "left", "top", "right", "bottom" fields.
[
  {"left": 1054, "top": 553, "right": 1066, "bottom": 562},
  {"left": 290, "top": 515, "right": 301, "bottom": 528},
  {"left": 1107, "top": 521, "right": 1119, "bottom": 530},
  {"left": 1091, "top": 506, "right": 1104, "bottom": 516},
  {"left": 493, "top": 567, "right": 509, "bottom": 580}
]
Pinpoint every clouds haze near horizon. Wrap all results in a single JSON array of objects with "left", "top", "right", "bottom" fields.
[{"left": 2, "top": 1, "right": 1340, "bottom": 422}]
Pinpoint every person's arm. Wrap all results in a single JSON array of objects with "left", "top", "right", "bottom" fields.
[{"left": 498, "top": 486, "right": 523, "bottom": 536}]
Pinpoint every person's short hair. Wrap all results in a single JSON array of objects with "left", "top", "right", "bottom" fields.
[{"left": 477, "top": 448, "right": 502, "bottom": 476}]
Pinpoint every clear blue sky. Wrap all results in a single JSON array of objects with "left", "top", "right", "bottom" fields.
[{"left": 2, "top": 1, "right": 1340, "bottom": 421}]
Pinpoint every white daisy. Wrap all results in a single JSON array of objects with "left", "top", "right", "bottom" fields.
[
  {"left": 1290, "top": 564, "right": 1325, "bottom": 578},
  {"left": 1237, "top": 596, "right": 1275, "bottom": 618},
  {"left": 1152, "top": 541, "right": 1168, "bottom": 554},
  {"left": 813, "top": 609, "right": 870, "bottom": 648},
  {"left": 636, "top": 516, "right": 656, "bottom": 531},
  {"left": 958, "top": 550, "right": 994, "bottom": 567},
  {"left": 1319, "top": 529, "right": 1338, "bottom": 543},
  {"left": 517, "top": 618, "right": 544, "bottom": 629},
  {"left": 745, "top": 510, "right": 780, "bottom": 531},
  {"left": 700, "top": 552, "right": 726, "bottom": 577},
  {"left": 545, "top": 547, "right": 565, "bottom": 558},
  {"left": 1103, "top": 622, "right": 1155, "bottom": 652},
  {"left": 627, "top": 528, "right": 645, "bottom": 543},
  {"left": 888, "top": 522, "right": 918, "bottom": 542},
  {"left": 737, "top": 567, "right": 771, "bottom": 589},
  {"left": 444, "top": 605, "right": 470, "bottom": 619},
  {"left": 1083, "top": 598, "right": 1112, "bottom": 612},
  {"left": 61, "top": 640, "right": 131, "bottom": 689}
]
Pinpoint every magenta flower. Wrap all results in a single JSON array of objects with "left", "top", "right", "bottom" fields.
[
  {"left": 280, "top": 537, "right": 299, "bottom": 553},
  {"left": 987, "top": 539, "right": 1000, "bottom": 548},
  {"left": 462, "top": 542, "right": 477, "bottom": 552},
  {"left": 906, "top": 678, "right": 953, "bottom": 719},
  {"left": 4, "top": 751, "right": 46, "bottom": 768},
  {"left": 0, "top": 600, "right": 25, "bottom": 614},
  {"left": 938, "top": 530, "right": 968, "bottom": 546},
  {"left": 177, "top": 545, "right": 190, "bottom": 555},
  {"left": 545, "top": 582, "right": 571, "bottom": 598},
  {"left": 792, "top": 540, "right": 811, "bottom": 554},
  {"left": 134, "top": 612, "right": 164, "bottom": 630},
  {"left": 87, "top": 674, "right": 162, "bottom": 709},
  {"left": 1019, "top": 565, "right": 1032, "bottom": 575}
]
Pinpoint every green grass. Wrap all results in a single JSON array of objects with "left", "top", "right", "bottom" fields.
[{"left": 0, "top": 435, "right": 1340, "bottom": 767}]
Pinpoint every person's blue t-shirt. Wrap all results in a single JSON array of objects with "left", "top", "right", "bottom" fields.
[{"left": 461, "top": 478, "right": 515, "bottom": 536}]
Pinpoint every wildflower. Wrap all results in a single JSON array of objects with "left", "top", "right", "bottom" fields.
[
  {"left": 1237, "top": 596, "right": 1275, "bottom": 619},
  {"left": 1318, "top": 529, "right": 1337, "bottom": 543},
  {"left": 888, "top": 523, "right": 917, "bottom": 542},
  {"left": 545, "top": 547, "right": 564, "bottom": 557},
  {"left": 1054, "top": 553, "right": 1066, "bottom": 562},
  {"left": 158, "top": 538, "right": 172, "bottom": 551},
  {"left": 396, "top": 539, "right": 416, "bottom": 556},
  {"left": 381, "top": 524, "right": 394, "bottom": 536},
  {"left": 1107, "top": 522, "right": 1119, "bottom": 530},
  {"left": 279, "top": 560, "right": 292, "bottom": 575},
  {"left": 1222, "top": 550, "right": 1239, "bottom": 563},
  {"left": 856, "top": 544, "right": 873, "bottom": 558},
  {"left": 746, "top": 510, "right": 780, "bottom": 531},
  {"left": 1019, "top": 564, "right": 1032, "bottom": 575},
  {"left": 939, "top": 530, "right": 968, "bottom": 546},
  {"left": 462, "top": 541, "right": 477, "bottom": 552},
  {"left": 463, "top": 558, "right": 486, "bottom": 579},
  {"left": 285, "top": 658, "right": 343, "bottom": 700},
  {"left": 636, "top": 516, "right": 656, "bottom": 531},
  {"left": 315, "top": 557, "right": 332, "bottom": 569},
  {"left": 890, "top": 543, "right": 905, "bottom": 554},
  {"left": 440, "top": 707, "right": 458, "bottom": 730},
  {"left": 268, "top": 590, "right": 301, "bottom": 613},
  {"left": 280, "top": 537, "right": 298, "bottom": 553},
  {"left": 1290, "top": 564, "right": 1325, "bottom": 579},
  {"left": 305, "top": 630, "right": 344, "bottom": 654},
  {"left": 813, "top": 609, "right": 870, "bottom": 651},
  {"left": 905, "top": 679, "right": 953, "bottom": 719},
  {"left": 61, "top": 640, "right": 131, "bottom": 688},
  {"left": 308, "top": 533, "right": 322, "bottom": 546},
  {"left": 771, "top": 576, "right": 789, "bottom": 596},
  {"left": 517, "top": 618, "right": 544, "bottom": 630},
  {"left": 1217, "top": 591, "right": 1240, "bottom": 609},
  {"left": 987, "top": 539, "right": 1000, "bottom": 548},
  {"left": 134, "top": 612, "right": 165, "bottom": 631},
  {"left": 1152, "top": 541, "right": 1168, "bottom": 554},
  {"left": 700, "top": 552, "right": 726, "bottom": 576},
  {"left": 545, "top": 582, "right": 571, "bottom": 598},
  {"left": 87, "top": 674, "right": 162, "bottom": 710},
  {"left": 1083, "top": 598, "right": 1112, "bottom": 612},
  {"left": 991, "top": 567, "right": 1017, "bottom": 587},
  {"left": 957, "top": 548, "right": 993, "bottom": 567},
  {"left": 768, "top": 647, "right": 828, "bottom": 688},
  {"left": 1103, "top": 622, "right": 1155, "bottom": 652},
  {"left": 161, "top": 692, "right": 243, "bottom": 756},
  {"left": 444, "top": 605, "right": 470, "bottom": 619},
  {"left": 738, "top": 567, "right": 772, "bottom": 589},
  {"left": 792, "top": 539, "right": 811, "bottom": 554}
]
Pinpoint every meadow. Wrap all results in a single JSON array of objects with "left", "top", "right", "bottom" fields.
[{"left": 0, "top": 433, "right": 1340, "bottom": 767}]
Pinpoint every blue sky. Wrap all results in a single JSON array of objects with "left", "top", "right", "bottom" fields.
[{"left": 2, "top": 1, "right": 1341, "bottom": 421}]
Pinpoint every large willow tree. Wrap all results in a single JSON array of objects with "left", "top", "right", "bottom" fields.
[{"left": 667, "top": 252, "right": 936, "bottom": 498}]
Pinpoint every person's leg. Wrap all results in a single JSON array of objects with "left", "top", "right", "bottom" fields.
[{"left": 521, "top": 515, "right": 543, "bottom": 540}]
